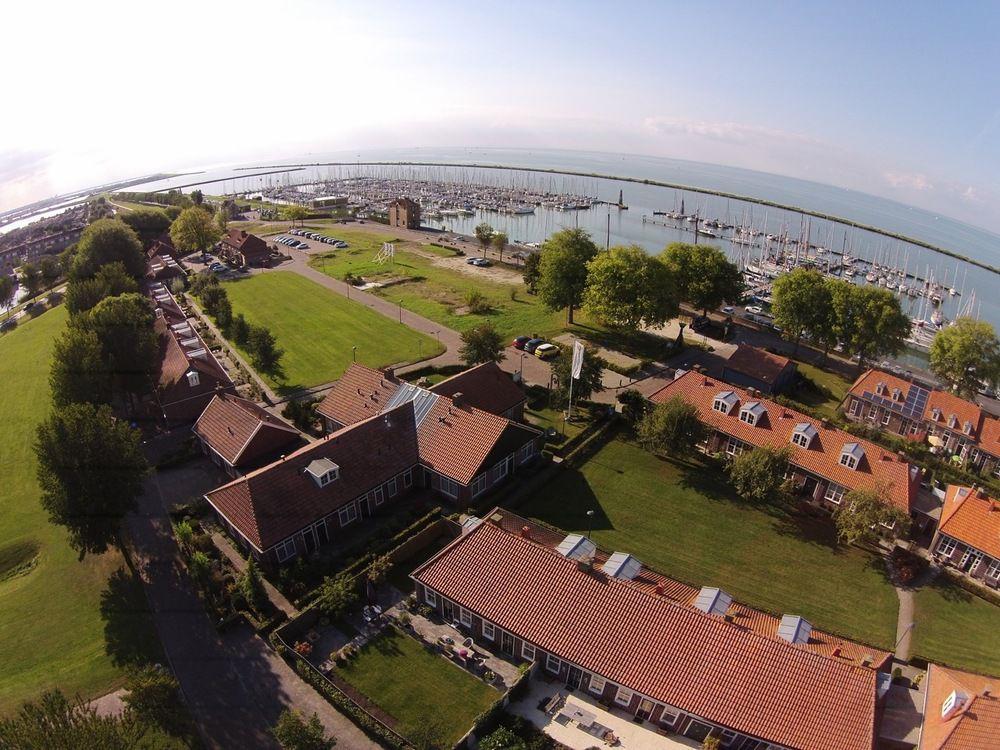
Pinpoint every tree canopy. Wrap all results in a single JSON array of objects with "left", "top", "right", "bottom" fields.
[
  {"left": 315, "top": 574, "right": 357, "bottom": 620},
  {"left": 169, "top": 206, "right": 222, "bottom": 255},
  {"left": 537, "top": 228, "right": 599, "bottom": 324},
  {"left": 550, "top": 344, "right": 606, "bottom": 406},
  {"left": 830, "top": 282, "right": 910, "bottom": 368},
  {"left": 770, "top": 268, "right": 834, "bottom": 353},
  {"left": 0, "top": 273, "right": 15, "bottom": 316},
  {"left": 34, "top": 402, "right": 148, "bottom": 555},
  {"left": 19, "top": 263, "right": 43, "bottom": 300},
  {"left": 272, "top": 709, "right": 336, "bottom": 750},
  {"left": 120, "top": 208, "right": 172, "bottom": 247},
  {"left": 522, "top": 251, "right": 541, "bottom": 294},
  {"left": 0, "top": 690, "right": 147, "bottom": 749},
  {"left": 929, "top": 317, "right": 1000, "bottom": 397},
  {"left": 637, "top": 396, "right": 706, "bottom": 456},
  {"left": 474, "top": 222, "right": 494, "bottom": 255},
  {"left": 49, "top": 327, "right": 112, "bottom": 408},
  {"left": 72, "top": 218, "right": 146, "bottom": 280},
  {"left": 122, "top": 666, "right": 185, "bottom": 736},
  {"left": 727, "top": 446, "right": 793, "bottom": 505},
  {"left": 583, "top": 245, "right": 678, "bottom": 331},
  {"left": 282, "top": 205, "right": 310, "bottom": 226},
  {"left": 833, "top": 487, "right": 910, "bottom": 547},
  {"left": 660, "top": 243, "right": 744, "bottom": 315},
  {"left": 82, "top": 293, "right": 159, "bottom": 397},
  {"left": 459, "top": 322, "right": 505, "bottom": 365},
  {"left": 492, "top": 231, "right": 509, "bottom": 263},
  {"left": 66, "top": 261, "right": 139, "bottom": 316}
]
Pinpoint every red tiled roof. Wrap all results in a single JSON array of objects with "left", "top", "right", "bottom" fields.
[
  {"left": 939, "top": 485, "right": 1000, "bottom": 560},
  {"left": 316, "top": 364, "right": 401, "bottom": 426},
  {"left": 920, "top": 664, "right": 1000, "bottom": 750},
  {"left": 193, "top": 393, "right": 301, "bottom": 468},
  {"left": 221, "top": 229, "right": 270, "bottom": 261},
  {"left": 723, "top": 344, "right": 795, "bottom": 386},
  {"left": 652, "top": 371, "right": 919, "bottom": 512},
  {"left": 428, "top": 362, "right": 526, "bottom": 416},
  {"left": 205, "top": 403, "right": 420, "bottom": 550},
  {"left": 414, "top": 516, "right": 878, "bottom": 750}
]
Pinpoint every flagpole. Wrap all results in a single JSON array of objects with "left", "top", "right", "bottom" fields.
[{"left": 568, "top": 357, "right": 575, "bottom": 422}]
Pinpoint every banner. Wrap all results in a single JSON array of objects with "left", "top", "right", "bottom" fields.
[{"left": 571, "top": 340, "right": 585, "bottom": 380}]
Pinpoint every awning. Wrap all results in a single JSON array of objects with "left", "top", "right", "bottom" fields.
[{"left": 927, "top": 435, "right": 944, "bottom": 447}]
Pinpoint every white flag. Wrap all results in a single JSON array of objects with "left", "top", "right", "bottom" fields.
[{"left": 571, "top": 340, "right": 585, "bottom": 380}]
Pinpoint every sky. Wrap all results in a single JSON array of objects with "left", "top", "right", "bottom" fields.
[{"left": 3, "top": 0, "right": 999, "bottom": 230}]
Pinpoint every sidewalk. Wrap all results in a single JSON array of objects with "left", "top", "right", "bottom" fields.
[{"left": 210, "top": 531, "right": 298, "bottom": 618}]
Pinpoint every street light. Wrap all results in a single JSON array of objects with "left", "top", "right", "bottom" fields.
[
  {"left": 398, "top": 300, "right": 402, "bottom": 323},
  {"left": 519, "top": 352, "right": 526, "bottom": 378},
  {"left": 586, "top": 509, "right": 595, "bottom": 540}
]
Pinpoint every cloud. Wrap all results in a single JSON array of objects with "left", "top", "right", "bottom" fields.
[
  {"left": 641, "top": 117, "right": 819, "bottom": 146},
  {"left": 883, "top": 170, "right": 934, "bottom": 191}
]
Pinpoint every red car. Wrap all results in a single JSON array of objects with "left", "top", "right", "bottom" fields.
[{"left": 512, "top": 336, "right": 531, "bottom": 350}]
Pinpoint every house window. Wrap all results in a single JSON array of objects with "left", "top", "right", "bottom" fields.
[
  {"left": 403, "top": 469, "right": 413, "bottom": 488},
  {"left": 439, "top": 475, "right": 460, "bottom": 499},
  {"left": 910, "top": 422, "right": 921, "bottom": 435},
  {"left": 589, "top": 675, "right": 606, "bottom": 695},
  {"left": 987, "top": 560, "right": 1000, "bottom": 580},
  {"left": 471, "top": 473, "right": 488, "bottom": 497},
  {"left": 373, "top": 486, "right": 385, "bottom": 506},
  {"left": 482, "top": 622, "right": 495, "bottom": 640},
  {"left": 850, "top": 399, "right": 862, "bottom": 417},
  {"left": 546, "top": 654, "right": 561, "bottom": 673},
  {"left": 867, "top": 408, "right": 879, "bottom": 423},
  {"left": 518, "top": 442, "right": 535, "bottom": 464},
  {"left": 824, "top": 483, "right": 846, "bottom": 505},
  {"left": 338, "top": 503, "right": 358, "bottom": 526},
  {"left": 387, "top": 478, "right": 398, "bottom": 497},
  {"left": 275, "top": 538, "right": 298, "bottom": 563},
  {"left": 791, "top": 432, "right": 810, "bottom": 448},
  {"left": 839, "top": 453, "right": 858, "bottom": 470},
  {"left": 659, "top": 707, "right": 678, "bottom": 727},
  {"left": 424, "top": 588, "right": 438, "bottom": 607},
  {"left": 713, "top": 399, "right": 729, "bottom": 414},
  {"left": 882, "top": 411, "right": 892, "bottom": 426},
  {"left": 720, "top": 730, "right": 738, "bottom": 746},
  {"left": 460, "top": 608, "right": 473, "bottom": 627},
  {"left": 937, "top": 536, "right": 957, "bottom": 556},
  {"left": 522, "top": 641, "right": 536, "bottom": 661},
  {"left": 739, "top": 409, "right": 757, "bottom": 425},
  {"left": 496, "top": 455, "right": 512, "bottom": 481},
  {"left": 725, "top": 437, "right": 746, "bottom": 456},
  {"left": 614, "top": 687, "right": 634, "bottom": 706}
]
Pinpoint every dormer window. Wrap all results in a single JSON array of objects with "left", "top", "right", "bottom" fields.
[
  {"left": 791, "top": 423, "right": 818, "bottom": 449},
  {"left": 739, "top": 402, "right": 766, "bottom": 426},
  {"left": 892, "top": 388, "right": 903, "bottom": 402},
  {"left": 713, "top": 391, "right": 738, "bottom": 415},
  {"left": 875, "top": 381, "right": 887, "bottom": 396},
  {"left": 186, "top": 371, "right": 200, "bottom": 387},
  {"left": 931, "top": 407, "right": 941, "bottom": 421},
  {"left": 948, "top": 414, "right": 958, "bottom": 429},
  {"left": 305, "top": 458, "right": 340, "bottom": 488},
  {"left": 963, "top": 420, "right": 974, "bottom": 435},
  {"left": 839, "top": 443, "right": 865, "bottom": 470}
]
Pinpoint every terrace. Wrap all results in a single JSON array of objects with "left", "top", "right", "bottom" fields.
[{"left": 509, "top": 679, "right": 700, "bottom": 750}]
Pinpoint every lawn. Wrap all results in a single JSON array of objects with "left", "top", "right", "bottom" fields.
[
  {"left": 518, "top": 435, "right": 899, "bottom": 647},
  {"left": 221, "top": 271, "right": 443, "bottom": 392},
  {"left": 0, "top": 308, "right": 164, "bottom": 714},
  {"left": 912, "top": 575, "right": 1000, "bottom": 676},
  {"left": 789, "top": 360, "right": 853, "bottom": 419},
  {"left": 334, "top": 627, "right": 499, "bottom": 746}
]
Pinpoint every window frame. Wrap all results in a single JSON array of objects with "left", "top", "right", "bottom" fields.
[
  {"left": 882, "top": 411, "right": 892, "bottom": 426},
  {"left": 439, "top": 475, "right": 460, "bottom": 499},
  {"left": 546, "top": 653, "right": 561, "bottom": 674},
  {"left": 459, "top": 608, "right": 473, "bottom": 628},
  {"left": 987, "top": 559, "right": 1000, "bottom": 580},
  {"left": 824, "top": 483, "right": 846, "bottom": 505},
  {"left": 614, "top": 687, "right": 634, "bottom": 706},
  {"left": 424, "top": 588, "right": 438, "bottom": 607},
  {"left": 725, "top": 437, "right": 746, "bottom": 456},
  {"left": 937, "top": 536, "right": 957, "bottom": 556},
  {"left": 659, "top": 706, "right": 679, "bottom": 727},
  {"left": 791, "top": 431, "right": 809, "bottom": 448},
  {"left": 521, "top": 641, "right": 536, "bottom": 661},
  {"left": 387, "top": 477, "right": 398, "bottom": 497},
  {"left": 713, "top": 399, "right": 729, "bottom": 414},
  {"left": 739, "top": 409, "right": 757, "bottom": 426},
  {"left": 589, "top": 674, "right": 606, "bottom": 695},
  {"left": 839, "top": 453, "right": 858, "bottom": 469},
  {"left": 338, "top": 502, "right": 358, "bottom": 526},
  {"left": 471, "top": 473, "right": 488, "bottom": 497},
  {"left": 403, "top": 468, "right": 413, "bottom": 488},
  {"left": 482, "top": 622, "right": 495, "bottom": 641},
  {"left": 275, "top": 538, "right": 297, "bottom": 563},
  {"left": 373, "top": 486, "right": 385, "bottom": 506}
]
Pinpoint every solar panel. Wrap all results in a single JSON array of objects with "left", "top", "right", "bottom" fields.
[{"left": 861, "top": 383, "right": 929, "bottom": 420}]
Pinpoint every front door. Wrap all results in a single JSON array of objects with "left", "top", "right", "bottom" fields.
[
  {"left": 685, "top": 720, "right": 713, "bottom": 742},
  {"left": 499, "top": 630, "right": 515, "bottom": 655},
  {"left": 960, "top": 549, "right": 984, "bottom": 573},
  {"left": 636, "top": 699, "right": 654, "bottom": 721},
  {"left": 443, "top": 599, "right": 456, "bottom": 623},
  {"left": 567, "top": 666, "right": 583, "bottom": 690}
]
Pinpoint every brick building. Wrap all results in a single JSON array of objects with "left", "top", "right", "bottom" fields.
[{"left": 388, "top": 197, "right": 420, "bottom": 229}]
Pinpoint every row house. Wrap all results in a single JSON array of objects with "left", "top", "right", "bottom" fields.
[
  {"left": 217, "top": 229, "right": 272, "bottom": 267},
  {"left": 650, "top": 371, "right": 929, "bottom": 531},
  {"left": 930, "top": 485, "right": 1000, "bottom": 589},
  {"left": 918, "top": 664, "right": 1000, "bottom": 750},
  {"left": 193, "top": 393, "right": 304, "bottom": 478},
  {"left": 413, "top": 510, "right": 889, "bottom": 750},
  {"left": 204, "top": 381, "right": 542, "bottom": 566},
  {"left": 843, "top": 369, "right": 1000, "bottom": 476},
  {"left": 147, "top": 281, "right": 235, "bottom": 425}
]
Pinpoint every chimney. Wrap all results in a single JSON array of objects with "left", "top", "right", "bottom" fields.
[
  {"left": 452, "top": 392, "right": 464, "bottom": 407},
  {"left": 520, "top": 525, "right": 531, "bottom": 539},
  {"left": 382, "top": 366, "right": 395, "bottom": 380},
  {"left": 820, "top": 418, "right": 830, "bottom": 429},
  {"left": 832, "top": 647, "right": 842, "bottom": 658},
  {"left": 897, "top": 451, "right": 907, "bottom": 461},
  {"left": 655, "top": 583, "right": 665, "bottom": 595}
]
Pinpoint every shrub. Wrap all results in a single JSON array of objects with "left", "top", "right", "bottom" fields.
[
  {"left": 464, "top": 289, "right": 493, "bottom": 314},
  {"left": 293, "top": 640, "right": 313, "bottom": 657}
]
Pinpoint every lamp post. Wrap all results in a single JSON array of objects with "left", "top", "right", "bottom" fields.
[
  {"left": 586, "top": 509, "right": 595, "bottom": 541},
  {"left": 519, "top": 352, "right": 526, "bottom": 378},
  {"left": 352, "top": 346, "right": 357, "bottom": 363}
]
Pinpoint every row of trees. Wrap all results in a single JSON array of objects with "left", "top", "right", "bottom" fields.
[
  {"left": 473, "top": 222, "right": 510, "bottom": 262},
  {"left": 636, "top": 396, "right": 910, "bottom": 546},
  {"left": 523, "top": 228, "right": 743, "bottom": 333}
]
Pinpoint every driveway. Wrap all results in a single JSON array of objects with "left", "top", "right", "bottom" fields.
[{"left": 127, "top": 464, "right": 378, "bottom": 749}]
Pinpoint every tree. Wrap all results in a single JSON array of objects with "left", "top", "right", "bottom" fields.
[
  {"left": 459, "top": 322, "right": 505, "bottom": 365},
  {"left": 120, "top": 208, "right": 172, "bottom": 247},
  {"left": 583, "top": 245, "right": 678, "bottom": 331},
  {"left": 833, "top": 488, "right": 910, "bottom": 547},
  {"left": 248, "top": 325, "right": 284, "bottom": 374},
  {"left": 170, "top": 206, "right": 221, "bottom": 256},
  {"left": 637, "top": 396, "right": 706, "bottom": 456},
  {"left": 199, "top": 284, "right": 229, "bottom": 315},
  {"left": 474, "top": 222, "right": 494, "bottom": 256},
  {"left": 0, "top": 690, "right": 147, "bottom": 748},
  {"left": 190, "top": 189, "right": 204, "bottom": 206},
  {"left": 215, "top": 206, "right": 229, "bottom": 233},
  {"left": 492, "top": 231, "right": 509, "bottom": 263},
  {"left": 231, "top": 313, "right": 251, "bottom": 346},
  {"left": 479, "top": 726, "right": 527, "bottom": 750},
  {"left": 49, "top": 327, "right": 112, "bottom": 408},
  {"left": 522, "top": 251, "right": 541, "bottom": 294},
  {"left": 122, "top": 666, "right": 184, "bottom": 735},
  {"left": 19, "top": 262, "right": 43, "bottom": 300},
  {"left": 660, "top": 243, "right": 744, "bottom": 316},
  {"left": 0, "top": 274, "right": 15, "bottom": 318},
  {"left": 537, "top": 228, "right": 599, "bottom": 324},
  {"left": 34, "top": 402, "right": 147, "bottom": 555},
  {"left": 550, "top": 344, "right": 606, "bottom": 406},
  {"left": 272, "top": 709, "right": 336, "bottom": 750},
  {"left": 72, "top": 218, "right": 146, "bottom": 280},
  {"left": 727, "top": 447, "right": 793, "bottom": 505},
  {"left": 929, "top": 317, "right": 1000, "bottom": 397},
  {"left": 187, "top": 551, "right": 213, "bottom": 589},
  {"left": 66, "top": 261, "right": 139, "bottom": 316},
  {"left": 367, "top": 554, "right": 392, "bottom": 588},
  {"left": 282, "top": 204, "right": 310, "bottom": 226},
  {"left": 39, "top": 256, "right": 62, "bottom": 287},
  {"left": 239, "top": 558, "right": 268, "bottom": 615},
  {"left": 83, "top": 293, "right": 158, "bottom": 398},
  {"left": 315, "top": 574, "right": 357, "bottom": 620},
  {"left": 770, "top": 267, "right": 834, "bottom": 354},
  {"left": 831, "top": 283, "right": 911, "bottom": 369}
]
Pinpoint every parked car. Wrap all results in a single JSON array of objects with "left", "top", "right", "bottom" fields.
[
  {"left": 334, "top": 241, "right": 348, "bottom": 248},
  {"left": 465, "top": 257, "right": 479, "bottom": 265},
  {"left": 721, "top": 305, "right": 735, "bottom": 314},
  {"left": 524, "top": 338, "right": 545, "bottom": 354},
  {"left": 691, "top": 316, "right": 710, "bottom": 332},
  {"left": 535, "top": 343, "right": 559, "bottom": 360},
  {"left": 512, "top": 336, "right": 531, "bottom": 350},
  {"left": 746, "top": 305, "right": 763, "bottom": 315},
  {"left": 473, "top": 258, "right": 492, "bottom": 267}
]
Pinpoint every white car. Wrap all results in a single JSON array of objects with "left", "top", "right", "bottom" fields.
[
  {"left": 746, "top": 305, "right": 763, "bottom": 315},
  {"left": 721, "top": 305, "right": 735, "bottom": 314}
]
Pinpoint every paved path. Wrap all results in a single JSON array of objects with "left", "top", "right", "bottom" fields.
[
  {"left": 127, "top": 470, "right": 378, "bottom": 749},
  {"left": 90, "top": 688, "right": 128, "bottom": 717},
  {"left": 211, "top": 531, "right": 298, "bottom": 618},
  {"left": 893, "top": 584, "right": 916, "bottom": 662}
]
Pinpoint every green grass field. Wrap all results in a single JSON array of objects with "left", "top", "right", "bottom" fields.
[
  {"left": 222, "top": 271, "right": 443, "bottom": 392},
  {"left": 912, "top": 576, "right": 1000, "bottom": 676},
  {"left": 518, "top": 436, "right": 899, "bottom": 647},
  {"left": 0, "top": 308, "right": 163, "bottom": 714},
  {"left": 334, "top": 628, "right": 499, "bottom": 746}
]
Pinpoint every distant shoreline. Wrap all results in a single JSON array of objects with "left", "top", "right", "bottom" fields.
[{"left": 232, "top": 160, "right": 1000, "bottom": 277}]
